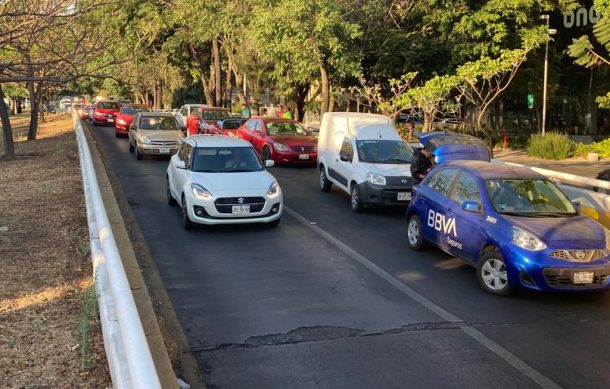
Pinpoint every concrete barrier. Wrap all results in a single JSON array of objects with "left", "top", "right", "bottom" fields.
[{"left": 74, "top": 113, "right": 162, "bottom": 389}]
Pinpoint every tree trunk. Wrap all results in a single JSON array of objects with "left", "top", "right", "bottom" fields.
[
  {"left": 328, "top": 85, "right": 335, "bottom": 113},
  {"left": 27, "top": 82, "right": 41, "bottom": 141},
  {"left": 319, "top": 62, "right": 330, "bottom": 114},
  {"left": 295, "top": 84, "right": 309, "bottom": 122},
  {"left": 0, "top": 84, "right": 15, "bottom": 158},
  {"left": 225, "top": 55, "right": 232, "bottom": 109},
  {"left": 11, "top": 97, "right": 17, "bottom": 115},
  {"left": 213, "top": 38, "right": 222, "bottom": 107},
  {"left": 423, "top": 111, "right": 434, "bottom": 132},
  {"left": 233, "top": 68, "right": 247, "bottom": 105}
]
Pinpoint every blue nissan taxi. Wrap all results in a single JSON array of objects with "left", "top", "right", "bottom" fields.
[{"left": 406, "top": 161, "right": 610, "bottom": 295}]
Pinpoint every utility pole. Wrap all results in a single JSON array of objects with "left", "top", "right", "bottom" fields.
[{"left": 540, "top": 15, "right": 557, "bottom": 136}]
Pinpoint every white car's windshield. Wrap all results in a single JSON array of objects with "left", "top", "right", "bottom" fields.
[
  {"left": 356, "top": 140, "right": 413, "bottom": 164},
  {"left": 191, "top": 147, "right": 264, "bottom": 173},
  {"left": 485, "top": 179, "right": 577, "bottom": 216}
]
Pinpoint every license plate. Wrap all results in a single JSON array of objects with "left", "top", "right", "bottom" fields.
[
  {"left": 159, "top": 147, "right": 171, "bottom": 154},
  {"left": 573, "top": 272, "right": 594, "bottom": 284},
  {"left": 107, "top": 118, "right": 114, "bottom": 123},
  {"left": 299, "top": 154, "right": 310, "bottom": 160},
  {"left": 232, "top": 205, "right": 250, "bottom": 215},
  {"left": 397, "top": 192, "right": 411, "bottom": 201}
]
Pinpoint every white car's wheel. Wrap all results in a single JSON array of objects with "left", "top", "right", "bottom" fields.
[{"left": 181, "top": 196, "right": 194, "bottom": 230}]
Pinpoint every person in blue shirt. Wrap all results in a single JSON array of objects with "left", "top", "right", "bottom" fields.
[{"left": 241, "top": 103, "right": 251, "bottom": 118}]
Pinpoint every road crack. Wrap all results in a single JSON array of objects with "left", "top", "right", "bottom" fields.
[{"left": 191, "top": 322, "right": 464, "bottom": 353}]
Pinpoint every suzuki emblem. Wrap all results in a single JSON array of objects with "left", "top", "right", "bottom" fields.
[
  {"left": 574, "top": 251, "right": 587, "bottom": 261},
  {"left": 238, "top": 197, "right": 244, "bottom": 204},
  {"left": 401, "top": 179, "right": 408, "bottom": 184}
]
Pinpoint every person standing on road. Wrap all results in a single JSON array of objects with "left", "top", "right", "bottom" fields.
[
  {"left": 241, "top": 103, "right": 251, "bottom": 119},
  {"left": 410, "top": 146, "right": 434, "bottom": 185},
  {"left": 282, "top": 108, "right": 293, "bottom": 119},
  {"left": 276, "top": 104, "right": 284, "bottom": 117}
]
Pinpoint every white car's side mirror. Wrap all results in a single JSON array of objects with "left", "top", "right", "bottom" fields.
[
  {"left": 175, "top": 160, "right": 186, "bottom": 169},
  {"left": 265, "top": 160, "right": 275, "bottom": 168}
]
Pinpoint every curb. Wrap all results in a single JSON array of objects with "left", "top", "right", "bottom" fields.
[{"left": 83, "top": 123, "right": 205, "bottom": 388}]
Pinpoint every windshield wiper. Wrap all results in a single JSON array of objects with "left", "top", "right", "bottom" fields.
[
  {"left": 381, "top": 158, "right": 410, "bottom": 163},
  {"left": 526, "top": 212, "right": 576, "bottom": 218},
  {"left": 499, "top": 211, "right": 533, "bottom": 217}
]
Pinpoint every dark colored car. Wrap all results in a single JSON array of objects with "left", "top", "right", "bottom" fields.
[
  {"left": 92, "top": 100, "right": 122, "bottom": 126},
  {"left": 236, "top": 117, "right": 317, "bottom": 164},
  {"left": 406, "top": 161, "right": 610, "bottom": 295},
  {"left": 115, "top": 104, "right": 151, "bottom": 137},
  {"left": 417, "top": 131, "right": 491, "bottom": 163}
]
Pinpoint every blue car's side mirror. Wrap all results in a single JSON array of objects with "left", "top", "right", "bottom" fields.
[{"left": 462, "top": 201, "right": 481, "bottom": 213}]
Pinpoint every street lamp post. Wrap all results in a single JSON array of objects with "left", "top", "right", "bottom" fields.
[{"left": 540, "top": 15, "right": 557, "bottom": 136}]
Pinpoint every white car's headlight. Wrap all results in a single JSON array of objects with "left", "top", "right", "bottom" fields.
[
  {"left": 511, "top": 227, "right": 547, "bottom": 251},
  {"left": 267, "top": 181, "right": 280, "bottom": 197},
  {"left": 140, "top": 136, "right": 151, "bottom": 145},
  {"left": 605, "top": 228, "right": 610, "bottom": 250},
  {"left": 191, "top": 183, "right": 212, "bottom": 199},
  {"left": 366, "top": 172, "right": 386, "bottom": 186},
  {"left": 273, "top": 142, "right": 289, "bottom": 152}
]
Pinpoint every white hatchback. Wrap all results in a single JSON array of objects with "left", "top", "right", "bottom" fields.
[{"left": 167, "top": 135, "right": 283, "bottom": 229}]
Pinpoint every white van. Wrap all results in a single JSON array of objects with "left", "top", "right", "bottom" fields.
[{"left": 317, "top": 112, "right": 414, "bottom": 212}]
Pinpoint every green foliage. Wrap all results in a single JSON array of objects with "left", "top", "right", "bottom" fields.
[
  {"left": 526, "top": 133, "right": 576, "bottom": 160},
  {"left": 568, "top": 1, "right": 610, "bottom": 108},
  {"left": 575, "top": 138, "right": 610, "bottom": 159}
]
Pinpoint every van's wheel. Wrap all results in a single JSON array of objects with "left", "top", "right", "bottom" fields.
[
  {"left": 319, "top": 167, "right": 332, "bottom": 192},
  {"left": 135, "top": 145, "right": 142, "bottom": 160},
  {"left": 128, "top": 138, "right": 134, "bottom": 152},
  {"left": 476, "top": 251, "right": 513, "bottom": 296},
  {"left": 350, "top": 184, "right": 364, "bottom": 213},
  {"left": 181, "top": 196, "right": 194, "bottom": 230},
  {"left": 406, "top": 214, "right": 426, "bottom": 251}
]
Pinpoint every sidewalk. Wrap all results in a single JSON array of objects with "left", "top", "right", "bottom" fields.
[{"left": 494, "top": 149, "right": 610, "bottom": 179}]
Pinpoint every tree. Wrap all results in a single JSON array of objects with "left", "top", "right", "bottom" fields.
[
  {"left": 568, "top": 1, "right": 610, "bottom": 108},
  {"left": 455, "top": 30, "right": 547, "bottom": 144},
  {"left": 252, "top": 0, "right": 362, "bottom": 114}
]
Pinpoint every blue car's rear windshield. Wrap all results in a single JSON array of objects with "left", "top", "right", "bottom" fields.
[
  {"left": 485, "top": 179, "right": 576, "bottom": 216},
  {"left": 191, "top": 147, "right": 264, "bottom": 173},
  {"left": 425, "top": 135, "right": 484, "bottom": 152}
]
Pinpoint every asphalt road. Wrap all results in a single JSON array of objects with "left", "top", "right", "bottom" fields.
[{"left": 89, "top": 121, "right": 610, "bottom": 389}]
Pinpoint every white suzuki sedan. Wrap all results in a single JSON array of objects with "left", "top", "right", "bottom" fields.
[{"left": 167, "top": 135, "right": 283, "bottom": 229}]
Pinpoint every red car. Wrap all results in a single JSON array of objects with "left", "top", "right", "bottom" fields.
[
  {"left": 75, "top": 104, "right": 90, "bottom": 120},
  {"left": 115, "top": 104, "right": 151, "bottom": 137},
  {"left": 185, "top": 106, "right": 234, "bottom": 136},
  {"left": 92, "top": 100, "right": 121, "bottom": 126},
  {"left": 236, "top": 117, "right": 317, "bottom": 164}
]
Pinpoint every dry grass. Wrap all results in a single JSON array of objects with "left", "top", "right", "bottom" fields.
[{"left": 0, "top": 115, "right": 111, "bottom": 388}]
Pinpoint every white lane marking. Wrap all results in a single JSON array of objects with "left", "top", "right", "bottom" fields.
[{"left": 284, "top": 206, "right": 562, "bottom": 389}]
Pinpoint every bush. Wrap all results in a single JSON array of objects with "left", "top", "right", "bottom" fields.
[
  {"left": 574, "top": 137, "right": 610, "bottom": 159},
  {"left": 526, "top": 132, "right": 575, "bottom": 160}
]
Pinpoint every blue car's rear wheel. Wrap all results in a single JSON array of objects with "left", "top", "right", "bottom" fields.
[
  {"left": 477, "top": 251, "right": 512, "bottom": 296},
  {"left": 407, "top": 214, "right": 425, "bottom": 251}
]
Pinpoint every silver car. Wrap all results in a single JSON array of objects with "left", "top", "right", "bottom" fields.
[{"left": 128, "top": 112, "right": 184, "bottom": 160}]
